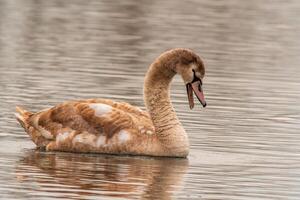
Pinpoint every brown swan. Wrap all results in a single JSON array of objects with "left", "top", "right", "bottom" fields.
[{"left": 15, "top": 48, "right": 206, "bottom": 157}]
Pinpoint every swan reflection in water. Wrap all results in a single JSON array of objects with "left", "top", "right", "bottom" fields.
[{"left": 15, "top": 151, "right": 188, "bottom": 199}]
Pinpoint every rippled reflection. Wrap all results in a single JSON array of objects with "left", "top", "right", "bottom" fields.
[{"left": 15, "top": 151, "right": 188, "bottom": 199}]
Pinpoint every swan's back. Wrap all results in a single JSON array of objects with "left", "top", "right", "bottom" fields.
[{"left": 16, "top": 99, "right": 157, "bottom": 155}]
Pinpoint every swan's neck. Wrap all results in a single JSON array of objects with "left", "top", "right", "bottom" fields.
[{"left": 143, "top": 56, "right": 189, "bottom": 156}]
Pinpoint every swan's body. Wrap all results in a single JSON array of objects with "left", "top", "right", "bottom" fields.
[{"left": 16, "top": 48, "right": 206, "bottom": 157}]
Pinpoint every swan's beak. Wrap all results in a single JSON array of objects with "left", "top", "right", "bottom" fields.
[{"left": 186, "top": 80, "right": 206, "bottom": 109}]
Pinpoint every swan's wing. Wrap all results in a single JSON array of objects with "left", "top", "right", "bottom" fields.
[{"left": 26, "top": 99, "right": 154, "bottom": 152}]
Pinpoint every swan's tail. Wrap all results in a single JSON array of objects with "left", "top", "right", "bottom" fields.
[
  {"left": 15, "top": 106, "right": 33, "bottom": 132},
  {"left": 15, "top": 106, "right": 51, "bottom": 149}
]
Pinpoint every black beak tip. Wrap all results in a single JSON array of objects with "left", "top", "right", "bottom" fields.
[{"left": 202, "top": 102, "right": 207, "bottom": 107}]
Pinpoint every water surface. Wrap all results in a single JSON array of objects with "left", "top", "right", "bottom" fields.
[{"left": 0, "top": 0, "right": 300, "bottom": 199}]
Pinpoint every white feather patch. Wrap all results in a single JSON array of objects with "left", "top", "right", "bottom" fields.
[
  {"left": 89, "top": 103, "right": 112, "bottom": 117},
  {"left": 56, "top": 132, "right": 70, "bottom": 144},
  {"left": 118, "top": 130, "right": 130, "bottom": 143},
  {"left": 72, "top": 133, "right": 97, "bottom": 147},
  {"left": 146, "top": 130, "right": 153, "bottom": 135},
  {"left": 96, "top": 135, "right": 106, "bottom": 147}
]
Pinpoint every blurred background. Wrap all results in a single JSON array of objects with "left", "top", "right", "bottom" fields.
[{"left": 0, "top": 0, "right": 300, "bottom": 199}]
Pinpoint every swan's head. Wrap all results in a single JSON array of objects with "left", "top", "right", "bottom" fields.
[{"left": 172, "top": 49, "right": 206, "bottom": 109}]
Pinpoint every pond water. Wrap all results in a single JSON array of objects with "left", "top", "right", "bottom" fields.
[{"left": 0, "top": 0, "right": 300, "bottom": 199}]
